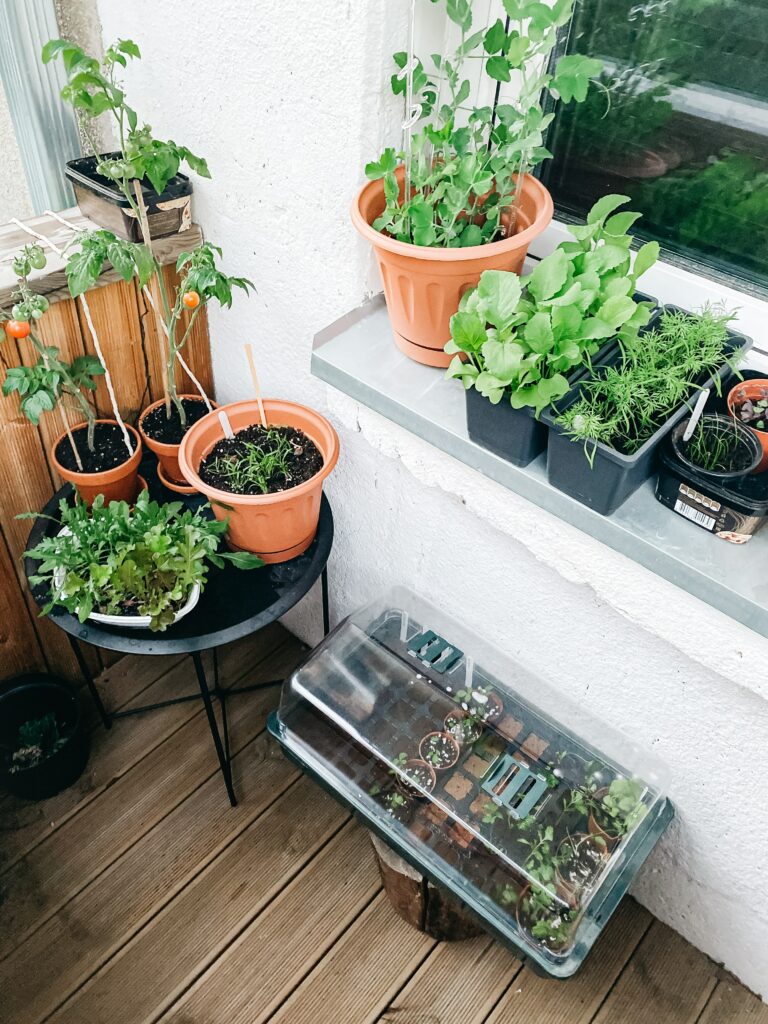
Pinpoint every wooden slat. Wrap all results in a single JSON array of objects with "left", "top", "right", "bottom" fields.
[
  {"left": 53, "top": 778, "right": 349, "bottom": 1024},
  {"left": 698, "top": 980, "right": 768, "bottom": 1024},
  {"left": 0, "top": 528, "right": 45, "bottom": 675},
  {"left": 266, "top": 892, "right": 435, "bottom": 1024},
  {"left": 0, "top": 637, "right": 293, "bottom": 960},
  {"left": 378, "top": 936, "right": 518, "bottom": 1024},
  {"left": 486, "top": 898, "right": 652, "bottom": 1024},
  {"left": 162, "top": 821, "right": 379, "bottom": 1024},
  {"left": 591, "top": 919, "right": 719, "bottom": 1024}
]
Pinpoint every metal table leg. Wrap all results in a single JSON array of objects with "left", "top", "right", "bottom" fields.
[
  {"left": 192, "top": 650, "right": 237, "bottom": 808},
  {"left": 68, "top": 635, "right": 111, "bottom": 730},
  {"left": 321, "top": 566, "right": 330, "bottom": 636}
]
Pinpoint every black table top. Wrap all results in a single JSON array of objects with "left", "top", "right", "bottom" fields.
[{"left": 24, "top": 467, "right": 334, "bottom": 656}]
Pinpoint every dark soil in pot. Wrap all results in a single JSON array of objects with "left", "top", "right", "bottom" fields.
[
  {"left": 395, "top": 758, "right": 437, "bottom": 798},
  {"left": 55, "top": 422, "right": 133, "bottom": 474},
  {"left": 419, "top": 731, "right": 460, "bottom": 771},
  {"left": 141, "top": 398, "right": 210, "bottom": 445},
  {"left": 199, "top": 424, "right": 323, "bottom": 495}
]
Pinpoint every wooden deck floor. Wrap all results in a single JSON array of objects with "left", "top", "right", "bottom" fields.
[{"left": 1, "top": 626, "right": 765, "bottom": 1024}]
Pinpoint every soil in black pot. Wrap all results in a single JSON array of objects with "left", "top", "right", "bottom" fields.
[
  {"left": 199, "top": 424, "right": 323, "bottom": 495},
  {"left": 55, "top": 422, "right": 132, "bottom": 474},
  {"left": 142, "top": 398, "right": 210, "bottom": 445}
]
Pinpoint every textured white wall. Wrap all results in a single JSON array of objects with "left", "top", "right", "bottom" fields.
[
  {"left": 0, "top": 82, "right": 33, "bottom": 224},
  {"left": 97, "top": 0, "right": 768, "bottom": 998}
]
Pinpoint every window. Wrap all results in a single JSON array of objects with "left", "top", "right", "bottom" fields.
[{"left": 541, "top": 0, "right": 768, "bottom": 294}]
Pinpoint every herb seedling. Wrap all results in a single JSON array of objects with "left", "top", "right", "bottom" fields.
[
  {"left": 8, "top": 712, "right": 66, "bottom": 774},
  {"left": 204, "top": 428, "right": 295, "bottom": 495},
  {"left": 683, "top": 416, "right": 754, "bottom": 474}
]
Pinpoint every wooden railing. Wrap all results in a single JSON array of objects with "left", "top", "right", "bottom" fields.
[{"left": 0, "top": 210, "right": 213, "bottom": 682}]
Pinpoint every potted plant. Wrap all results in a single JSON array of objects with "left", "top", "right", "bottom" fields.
[
  {"left": 444, "top": 708, "right": 482, "bottom": 745},
  {"left": 543, "top": 304, "right": 751, "bottom": 514},
  {"left": 45, "top": 38, "right": 253, "bottom": 487},
  {"left": 0, "top": 674, "right": 88, "bottom": 800},
  {"left": 177, "top": 399, "right": 339, "bottom": 563},
  {"left": 23, "top": 489, "right": 263, "bottom": 632},
  {"left": 454, "top": 683, "right": 503, "bottom": 724},
  {"left": 588, "top": 777, "right": 648, "bottom": 849},
  {"left": 391, "top": 752, "right": 437, "bottom": 798},
  {"left": 352, "top": 0, "right": 602, "bottom": 366},
  {"left": 728, "top": 378, "right": 768, "bottom": 473},
  {"left": 555, "top": 833, "right": 608, "bottom": 907},
  {"left": 446, "top": 194, "right": 658, "bottom": 465},
  {"left": 1, "top": 245, "right": 142, "bottom": 504},
  {"left": 418, "top": 730, "right": 460, "bottom": 771}
]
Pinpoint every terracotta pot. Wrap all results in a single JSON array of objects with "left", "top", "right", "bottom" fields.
[
  {"left": 138, "top": 394, "right": 217, "bottom": 485},
  {"left": 515, "top": 884, "right": 572, "bottom": 953},
  {"left": 156, "top": 461, "right": 197, "bottom": 496},
  {"left": 51, "top": 421, "right": 142, "bottom": 506},
  {"left": 177, "top": 399, "right": 339, "bottom": 563},
  {"left": 728, "top": 379, "right": 768, "bottom": 474},
  {"left": 587, "top": 788, "right": 620, "bottom": 850},
  {"left": 555, "top": 833, "right": 609, "bottom": 908},
  {"left": 444, "top": 709, "right": 482, "bottom": 746},
  {"left": 418, "top": 731, "right": 460, "bottom": 771},
  {"left": 351, "top": 167, "right": 554, "bottom": 367},
  {"left": 395, "top": 758, "right": 437, "bottom": 799}
]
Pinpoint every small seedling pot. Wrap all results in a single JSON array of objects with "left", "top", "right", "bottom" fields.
[
  {"left": 555, "top": 833, "right": 609, "bottom": 908},
  {"left": 418, "top": 731, "right": 460, "bottom": 771},
  {"left": 66, "top": 153, "right": 192, "bottom": 241},
  {"left": 351, "top": 166, "right": 553, "bottom": 367},
  {"left": 139, "top": 394, "right": 217, "bottom": 486},
  {"left": 670, "top": 415, "right": 761, "bottom": 483},
  {"left": 444, "top": 709, "right": 482, "bottom": 746},
  {"left": 51, "top": 421, "right": 143, "bottom": 506},
  {"left": 587, "top": 788, "right": 621, "bottom": 850},
  {"left": 515, "top": 884, "right": 573, "bottom": 954},
  {"left": 727, "top": 378, "right": 768, "bottom": 473},
  {"left": 458, "top": 689, "right": 504, "bottom": 724},
  {"left": 395, "top": 758, "right": 437, "bottom": 799},
  {"left": 178, "top": 399, "right": 339, "bottom": 563},
  {"left": 0, "top": 675, "right": 88, "bottom": 801}
]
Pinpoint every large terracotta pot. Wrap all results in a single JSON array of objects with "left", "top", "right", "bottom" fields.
[
  {"left": 177, "top": 399, "right": 339, "bottom": 563},
  {"left": 51, "top": 421, "right": 142, "bottom": 506},
  {"left": 138, "top": 394, "right": 217, "bottom": 489},
  {"left": 728, "top": 378, "right": 768, "bottom": 474},
  {"left": 351, "top": 168, "right": 554, "bottom": 367}
]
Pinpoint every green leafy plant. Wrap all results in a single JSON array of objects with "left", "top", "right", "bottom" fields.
[
  {"left": 203, "top": 428, "right": 295, "bottom": 495},
  {"left": 556, "top": 305, "right": 741, "bottom": 462},
  {"left": 682, "top": 415, "right": 755, "bottom": 474},
  {"left": 592, "top": 778, "right": 648, "bottom": 838},
  {"left": 44, "top": 37, "right": 253, "bottom": 425},
  {"left": 1, "top": 246, "right": 104, "bottom": 465},
  {"left": 23, "top": 490, "right": 263, "bottom": 631},
  {"left": 365, "top": 0, "right": 602, "bottom": 248},
  {"left": 735, "top": 391, "right": 768, "bottom": 432},
  {"left": 9, "top": 712, "right": 66, "bottom": 774},
  {"left": 446, "top": 195, "right": 659, "bottom": 412}
]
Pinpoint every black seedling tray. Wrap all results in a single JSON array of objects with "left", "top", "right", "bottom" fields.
[{"left": 540, "top": 306, "right": 752, "bottom": 516}]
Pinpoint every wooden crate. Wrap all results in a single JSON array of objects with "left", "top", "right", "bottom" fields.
[{"left": 0, "top": 210, "right": 213, "bottom": 682}]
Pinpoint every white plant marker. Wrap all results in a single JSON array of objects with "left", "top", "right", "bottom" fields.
[
  {"left": 683, "top": 388, "right": 711, "bottom": 442},
  {"left": 244, "top": 343, "right": 267, "bottom": 428},
  {"left": 12, "top": 215, "right": 134, "bottom": 455},
  {"left": 217, "top": 409, "right": 235, "bottom": 439}
]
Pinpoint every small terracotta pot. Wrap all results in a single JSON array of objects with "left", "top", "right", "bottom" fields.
[
  {"left": 418, "top": 731, "right": 460, "bottom": 771},
  {"left": 138, "top": 394, "right": 217, "bottom": 485},
  {"left": 514, "top": 885, "right": 572, "bottom": 953},
  {"left": 444, "top": 709, "right": 482, "bottom": 746},
  {"left": 177, "top": 399, "right": 339, "bottom": 563},
  {"left": 156, "top": 461, "right": 197, "bottom": 496},
  {"left": 728, "top": 379, "right": 768, "bottom": 474},
  {"left": 351, "top": 167, "right": 554, "bottom": 367},
  {"left": 51, "top": 421, "right": 142, "bottom": 506},
  {"left": 395, "top": 758, "right": 437, "bottom": 799},
  {"left": 587, "top": 788, "right": 620, "bottom": 850}
]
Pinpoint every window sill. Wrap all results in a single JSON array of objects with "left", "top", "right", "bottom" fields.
[{"left": 312, "top": 294, "right": 768, "bottom": 644}]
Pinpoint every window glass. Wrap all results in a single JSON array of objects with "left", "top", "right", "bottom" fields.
[{"left": 541, "top": 0, "right": 768, "bottom": 292}]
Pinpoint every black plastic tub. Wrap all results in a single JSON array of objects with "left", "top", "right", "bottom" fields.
[
  {"left": 464, "top": 293, "right": 657, "bottom": 468},
  {"left": 540, "top": 307, "right": 753, "bottom": 516},
  {"left": 655, "top": 422, "right": 768, "bottom": 544},
  {"left": 0, "top": 675, "right": 89, "bottom": 801},
  {"left": 66, "top": 152, "right": 192, "bottom": 242}
]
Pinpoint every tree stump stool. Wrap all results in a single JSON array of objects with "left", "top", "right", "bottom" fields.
[{"left": 370, "top": 834, "right": 484, "bottom": 941}]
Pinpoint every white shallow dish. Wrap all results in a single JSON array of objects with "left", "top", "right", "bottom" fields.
[{"left": 52, "top": 528, "right": 201, "bottom": 628}]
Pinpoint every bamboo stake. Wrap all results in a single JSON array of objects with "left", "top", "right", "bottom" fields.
[
  {"left": 132, "top": 182, "right": 171, "bottom": 414},
  {"left": 12, "top": 216, "right": 134, "bottom": 455},
  {"left": 245, "top": 343, "right": 267, "bottom": 428},
  {"left": 141, "top": 284, "right": 213, "bottom": 411}
]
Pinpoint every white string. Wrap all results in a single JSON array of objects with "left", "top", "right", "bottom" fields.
[
  {"left": 141, "top": 285, "right": 213, "bottom": 411},
  {"left": 11, "top": 215, "right": 134, "bottom": 455}
]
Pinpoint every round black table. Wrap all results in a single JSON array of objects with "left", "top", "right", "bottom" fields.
[{"left": 24, "top": 473, "right": 333, "bottom": 807}]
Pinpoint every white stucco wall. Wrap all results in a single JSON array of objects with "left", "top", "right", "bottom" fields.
[
  {"left": 0, "top": 82, "right": 33, "bottom": 224},
  {"left": 97, "top": 0, "right": 768, "bottom": 999}
]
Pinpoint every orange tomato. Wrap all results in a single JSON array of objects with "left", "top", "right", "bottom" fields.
[
  {"left": 5, "top": 320, "right": 31, "bottom": 339},
  {"left": 182, "top": 290, "right": 200, "bottom": 310}
]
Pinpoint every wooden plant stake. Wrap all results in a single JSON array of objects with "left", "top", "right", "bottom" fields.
[
  {"left": 245, "top": 343, "right": 268, "bottom": 428},
  {"left": 132, "top": 182, "right": 171, "bottom": 414}
]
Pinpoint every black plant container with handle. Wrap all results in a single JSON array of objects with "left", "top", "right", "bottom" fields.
[{"left": 0, "top": 675, "right": 89, "bottom": 801}]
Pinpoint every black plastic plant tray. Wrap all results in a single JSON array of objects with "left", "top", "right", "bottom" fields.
[{"left": 540, "top": 306, "right": 753, "bottom": 516}]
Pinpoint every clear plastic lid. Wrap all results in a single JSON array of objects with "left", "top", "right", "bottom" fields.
[{"left": 274, "top": 587, "right": 671, "bottom": 970}]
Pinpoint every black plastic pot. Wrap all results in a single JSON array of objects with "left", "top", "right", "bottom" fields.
[
  {"left": 0, "top": 675, "right": 89, "bottom": 801},
  {"left": 541, "top": 307, "right": 753, "bottom": 516},
  {"left": 66, "top": 152, "right": 193, "bottom": 242},
  {"left": 656, "top": 421, "right": 768, "bottom": 543},
  {"left": 464, "top": 293, "right": 657, "bottom": 468}
]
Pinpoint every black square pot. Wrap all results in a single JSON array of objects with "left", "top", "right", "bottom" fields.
[{"left": 466, "top": 388, "right": 547, "bottom": 467}]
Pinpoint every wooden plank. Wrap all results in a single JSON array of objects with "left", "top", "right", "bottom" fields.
[
  {"left": 0, "top": 209, "right": 203, "bottom": 306},
  {"left": 52, "top": 778, "right": 350, "bottom": 1024},
  {"left": 0, "top": 636, "right": 296, "bottom": 960},
  {"left": 485, "top": 898, "right": 652, "bottom": 1024},
  {"left": 591, "top": 919, "right": 719, "bottom": 1024},
  {"left": 265, "top": 892, "right": 436, "bottom": 1024},
  {"left": 0, "top": 528, "right": 45, "bottom": 675},
  {"left": 377, "top": 936, "right": 519, "bottom": 1024},
  {"left": 698, "top": 981, "right": 768, "bottom": 1024},
  {"left": 162, "top": 822, "right": 379, "bottom": 1024}
]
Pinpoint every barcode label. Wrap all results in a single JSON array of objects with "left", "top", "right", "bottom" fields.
[{"left": 674, "top": 499, "right": 716, "bottom": 531}]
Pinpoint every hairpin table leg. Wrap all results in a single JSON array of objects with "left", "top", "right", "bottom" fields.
[
  {"left": 192, "top": 650, "right": 237, "bottom": 807},
  {"left": 68, "top": 635, "right": 111, "bottom": 730}
]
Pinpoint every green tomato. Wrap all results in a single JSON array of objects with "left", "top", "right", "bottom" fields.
[{"left": 29, "top": 246, "right": 46, "bottom": 270}]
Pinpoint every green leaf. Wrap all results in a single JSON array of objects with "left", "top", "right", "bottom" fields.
[
  {"left": 446, "top": 0, "right": 472, "bottom": 30},
  {"left": 486, "top": 56, "right": 511, "bottom": 82},
  {"left": 460, "top": 224, "right": 483, "bottom": 247},
  {"left": 476, "top": 270, "right": 522, "bottom": 329},
  {"left": 523, "top": 312, "right": 554, "bottom": 353},
  {"left": 106, "top": 241, "right": 136, "bottom": 282},
  {"left": 219, "top": 551, "right": 264, "bottom": 569},
  {"left": 551, "top": 54, "right": 603, "bottom": 103},
  {"left": 598, "top": 294, "right": 638, "bottom": 329},
  {"left": 66, "top": 246, "right": 105, "bottom": 297},
  {"left": 506, "top": 34, "right": 529, "bottom": 67},
  {"left": 632, "top": 240, "right": 660, "bottom": 280},
  {"left": 587, "top": 194, "right": 630, "bottom": 226},
  {"left": 604, "top": 211, "right": 641, "bottom": 237},
  {"left": 117, "top": 39, "right": 141, "bottom": 58},
  {"left": 450, "top": 310, "right": 487, "bottom": 352},
  {"left": 133, "top": 245, "right": 156, "bottom": 288},
  {"left": 527, "top": 249, "right": 569, "bottom": 301},
  {"left": 481, "top": 339, "right": 527, "bottom": 380},
  {"left": 511, "top": 373, "right": 569, "bottom": 413},
  {"left": 484, "top": 19, "right": 507, "bottom": 54}
]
